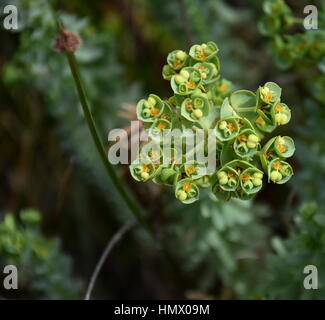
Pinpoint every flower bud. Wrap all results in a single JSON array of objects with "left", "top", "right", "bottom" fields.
[
  {"left": 219, "top": 121, "right": 227, "bottom": 130},
  {"left": 279, "top": 114, "right": 288, "bottom": 125},
  {"left": 54, "top": 28, "right": 81, "bottom": 53},
  {"left": 143, "top": 101, "right": 151, "bottom": 109},
  {"left": 252, "top": 178, "right": 262, "bottom": 186},
  {"left": 141, "top": 172, "right": 149, "bottom": 180},
  {"left": 147, "top": 96, "right": 156, "bottom": 107},
  {"left": 176, "top": 190, "right": 187, "bottom": 201},
  {"left": 180, "top": 69, "right": 190, "bottom": 79},
  {"left": 248, "top": 134, "right": 259, "bottom": 143},
  {"left": 219, "top": 177, "right": 228, "bottom": 185},
  {"left": 176, "top": 50, "right": 187, "bottom": 61},
  {"left": 193, "top": 109, "right": 203, "bottom": 118},
  {"left": 270, "top": 170, "right": 282, "bottom": 182},
  {"left": 247, "top": 141, "right": 256, "bottom": 149},
  {"left": 201, "top": 44, "right": 207, "bottom": 50},
  {"left": 217, "top": 171, "right": 227, "bottom": 179},
  {"left": 175, "top": 75, "right": 185, "bottom": 84},
  {"left": 253, "top": 172, "right": 263, "bottom": 179}
]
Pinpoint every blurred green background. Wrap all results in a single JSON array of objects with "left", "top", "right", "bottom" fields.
[{"left": 0, "top": 0, "right": 325, "bottom": 299}]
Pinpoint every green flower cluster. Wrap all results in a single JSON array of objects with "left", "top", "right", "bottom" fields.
[
  {"left": 259, "top": 0, "right": 325, "bottom": 69},
  {"left": 130, "top": 41, "right": 295, "bottom": 204}
]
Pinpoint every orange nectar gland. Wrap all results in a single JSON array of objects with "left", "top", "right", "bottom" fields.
[
  {"left": 157, "top": 122, "right": 167, "bottom": 130},
  {"left": 256, "top": 117, "right": 265, "bottom": 125},
  {"left": 228, "top": 122, "right": 236, "bottom": 131},
  {"left": 241, "top": 173, "right": 251, "bottom": 183},
  {"left": 277, "top": 144, "right": 287, "bottom": 153},
  {"left": 275, "top": 104, "right": 284, "bottom": 113},
  {"left": 182, "top": 182, "right": 193, "bottom": 192},
  {"left": 264, "top": 150, "right": 272, "bottom": 160},
  {"left": 198, "top": 65, "right": 205, "bottom": 72},
  {"left": 150, "top": 107, "right": 160, "bottom": 117},
  {"left": 198, "top": 52, "right": 207, "bottom": 59},
  {"left": 239, "top": 135, "right": 248, "bottom": 143},
  {"left": 140, "top": 164, "right": 151, "bottom": 180},
  {"left": 273, "top": 161, "right": 282, "bottom": 171},
  {"left": 261, "top": 87, "right": 273, "bottom": 103},
  {"left": 160, "top": 113, "right": 169, "bottom": 120},
  {"left": 228, "top": 172, "right": 237, "bottom": 179},
  {"left": 219, "top": 84, "right": 228, "bottom": 92},
  {"left": 186, "top": 102, "right": 194, "bottom": 111},
  {"left": 142, "top": 164, "right": 151, "bottom": 173},
  {"left": 173, "top": 60, "right": 182, "bottom": 68},
  {"left": 187, "top": 80, "right": 196, "bottom": 89},
  {"left": 187, "top": 166, "right": 197, "bottom": 175}
]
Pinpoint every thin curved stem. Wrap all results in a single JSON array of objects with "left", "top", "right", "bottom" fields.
[
  {"left": 84, "top": 221, "right": 136, "bottom": 300},
  {"left": 65, "top": 52, "right": 152, "bottom": 236}
]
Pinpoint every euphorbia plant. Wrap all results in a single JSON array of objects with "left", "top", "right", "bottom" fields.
[{"left": 130, "top": 41, "right": 295, "bottom": 204}]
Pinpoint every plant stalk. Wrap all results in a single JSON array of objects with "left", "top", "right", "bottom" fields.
[{"left": 65, "top": 52, "right": 152, "bottom": 236}]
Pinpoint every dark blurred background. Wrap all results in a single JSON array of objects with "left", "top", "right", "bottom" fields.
[{"left": 0, "top": 0, "right": 325, "bottom": 299}]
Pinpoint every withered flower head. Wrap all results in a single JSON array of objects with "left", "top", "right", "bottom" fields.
[{"left": 53, "top": 27, "right": 81, "bottom": 53}]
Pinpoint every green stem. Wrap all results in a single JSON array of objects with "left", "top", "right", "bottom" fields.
[{"left": 65, "top": 52, "right": 152, "bottom": 236}]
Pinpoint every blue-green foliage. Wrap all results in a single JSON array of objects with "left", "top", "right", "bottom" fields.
[
  {"left": 0, "top": 209, "right": 83, "bottom": 299},
  {"left": 261, "top": 202, "right": 325, "bottom": 299}
]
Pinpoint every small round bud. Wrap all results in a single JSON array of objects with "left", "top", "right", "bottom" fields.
[
  {"left": 143, "top": 101, "right": 151, "bottom": 109},
  {"left": 275, "top": 113, "right": 288, "bottom": 125},
  {"left": 270, "top": 171, "right": 282, "bottom": 182},
  {"left": 219, "top": 177, "right": 228, "bottom": 185},
  {"left": 175, "top": 75, "right": 185, "bottom": 84},
  {"left": 253, "top": 172, "right": 263, "bottom": 179},
  {"left": 201, "top": 72, "right": 207, "bottom": 79},
  {"left": 247, "top": 141, "right": 256, "bottom": 149},
  {"left": 141, "top": 172, "right": 149, "bottom": 180},
  {"left": 252, "top": 178, "right": 262, "bottom": 186},
  {"left": 217, "top": 171, "right": 227, "bottom": 179},
  {"left": 276, "top": 137, "right": 286, "bottom": 145},
  {"left": 193, "top": 109, "right": 203, "bottom": 118},
  {"left": 176, "top": 190, "right": 187, "bottom": 201},
  {"left": 147, "top": 97, "right": 156, "bottom": 107},
  {"left": 248, "top": 134, "right": 259, "bottom": 143},
  {"left": 180, "top": 70, "right": 190, "bottom": 79},
  {"left": 219, "top": 121, "right": 227, "bottom": 130},
  {"left": 176, "top": 50, "right": 187, "bottom": 61},
  {"left": 280, "top": 114, "right": 288, "bottom": 125},
  {"left": 201, "top": 44, "right": 207, "bottom": 50}
]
